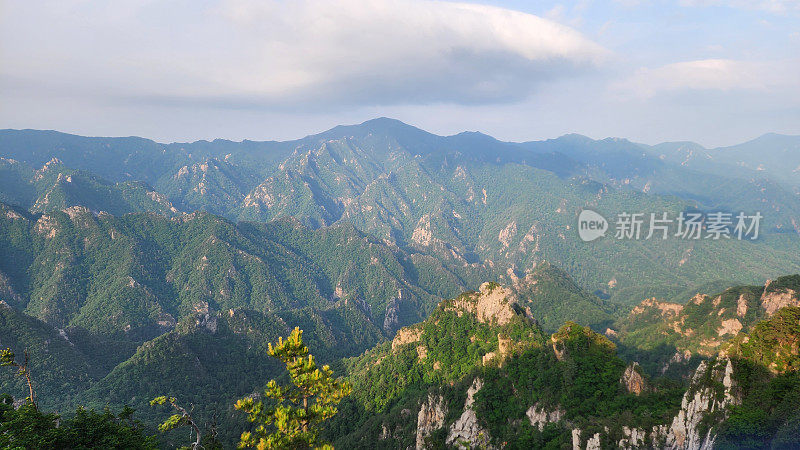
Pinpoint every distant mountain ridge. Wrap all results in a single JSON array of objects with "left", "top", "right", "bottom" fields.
[
  {"left": 613, "top": 275, "right": 800, "bottom": 362},
  {"left": 3, "top": 120, "right": 800, "bottom": 306}
]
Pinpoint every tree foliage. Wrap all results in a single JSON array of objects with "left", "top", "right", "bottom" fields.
[
  {"left": 150, "top": 395, "right": 203, "bottom": 449},
  {"left": 0, "top": 394, "right": 157, "bottom": 449},
  {"left": 235, "top": 327, "right": 352, "bottom": 449},
  {"left": 0, "top": 347, "right": 36, "bottom": 409}
]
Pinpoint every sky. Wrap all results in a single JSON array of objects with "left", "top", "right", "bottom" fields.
[{"left": 1, "top": 0, "right": 799, "bottom": 147}]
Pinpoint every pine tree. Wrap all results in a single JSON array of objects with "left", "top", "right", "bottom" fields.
[
  {"left": 235, "top": 327, "right": 351, "bottom": 449},
  {"left": 0, "top": 348, "right": 36, "bottom": 409},
  {"left": 150, "top": 396, "right": 203, "bottom": 449}
]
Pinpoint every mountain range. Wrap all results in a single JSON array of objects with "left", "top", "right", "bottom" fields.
[
  {"left": 3, "top": 119, "right": 800, "bottom": 305},
  {"left": 1, "top": 119, "right": 799, "bottom": 448}
]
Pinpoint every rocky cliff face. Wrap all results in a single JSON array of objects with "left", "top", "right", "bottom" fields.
[
  {"left": 619, "top": 277, "right": 800, "bottom": 360},
  {"left": 413, "top": 379, "right": 495, "bottom": 450},
  {"left": 526, "top": 403, "right": 565, "bottom": 431},
  {"left": 383, "top": 289, "right": 406, "bottom": 333},
  {"left": 391, "top": 325, "right": 424, "bottom": 351},
  {"left": 413, "top": 359, "right": 734, "bottom": 450},
  {"left": 481, "top": 333, "right": 513, "bottom": 366},
  {"left": 570, "top": 358, "right": 739, "bottom": 450},
  {"left": 629, "top": 297, "right": 684, "bottom": 319},
  {"left": 348, "top": 279, "right": 799, "bottom": 449},
  {"left": 446, "top": 282, "right": 524, "bottom": 326},
  {"left": 761, "top": 279, "right": 800, "bottom": 315},
  {"left": 663, "top": 358, "right": 738, "bottom": 449},
  {"left": 416, "top": 393, "right": 447, "bottom": 450},
  {"left": 390, "top": 280, "right": 538, "bottom": 372},
  {"left": 394, "top": 282, "right": 529, "bottom": 354},
  {"left": 446, "top": 378, "right": 493, "bottom": 449},
  {"left": 616, "top": 283, "right": 773, "bottom": 358},
  {"left": 396, "top": 319, "right": 749, "bottom": 450},
  {"left": 620, "top": 362, "right": 649, "bottom": 395}
]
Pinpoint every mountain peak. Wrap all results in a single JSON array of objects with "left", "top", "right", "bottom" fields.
[
  {"left": 310, "top": 117, "right": 432, "bottom": 142},
  {"left": 359, "top": 116, "right": 410, "bottom": 128},
  {"left": 718, "top": 132, "right": 800, "bottom": 150},
  {"left": 445, "top": 130, "right": 501, "bottom": 147},
  {"left": 756, "top": 132, "right": 799, "bottom": 140},
  {"left": 552, "top": 133, "right": 594, "bottom": 143},
  {"left": 445, "top": 282, "right": 529, "bottom": 326},
  {"left": 511, "top": 263, "right": 617, "bottom": 332}
]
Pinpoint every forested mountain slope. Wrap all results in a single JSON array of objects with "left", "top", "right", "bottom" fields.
[
  {"left": 3, "top": 120, "right": 800, "bottom": 304},
  {"left": 1, "top": 120, "right": 800, "bottom": 447},
  {"left": 327, "top": 280, "right": 800, "bottom": 449},
  {"left": 613, "top": 275, "right": 800, "bottom": 375}
]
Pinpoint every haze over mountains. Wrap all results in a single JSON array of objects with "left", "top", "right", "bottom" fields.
[
  {"left": 1, "top": 118, "right": 799, "bottom": 447},
  {"left": 2, "top": 118, "right": 800, "bottom": 305}
]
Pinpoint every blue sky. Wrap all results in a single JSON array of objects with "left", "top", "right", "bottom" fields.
[{"left": 1, "top": 0, "right": 798, "bottom": 146}]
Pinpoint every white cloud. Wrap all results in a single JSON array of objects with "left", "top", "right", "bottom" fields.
[
  {"left": 0, "top": 0, "right": 608, "bottom": 109},
  {"left": 616, "top": 59, "right": 800, "bottom": 98}
]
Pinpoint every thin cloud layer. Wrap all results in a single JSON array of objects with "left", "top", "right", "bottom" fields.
[
  {"left": 2, "top": 1, "right": 798, "bottom": 146},
  {"left": 678, "top": 0, "right": 800, "bottom": 13},
  {"left": 617, "top": 59, "right": 800, "bottom": 99},
  {"left": 0, "top": 0, "right": 608, "bottom": 109}
]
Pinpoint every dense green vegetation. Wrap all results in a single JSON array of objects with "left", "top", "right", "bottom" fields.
[
  {"left": 0, "top": 398, "right": 158, "bottom": 449},
  {"left": 716, "top": 362, "right": 800, "bottom": 448},
  {"left": 0, "top": 202, "right": 463, "bottom": 338},
  {"left": 1, "top": 121, "right": 800, "bottom": 447},
  {"left": 3, "top": 122, "right": 800, "bottom": 308},
  {"left": 341, "top": 285, "right": 543, "bottom": 413},
  {"left": 470, "top": 323, "right": 685, "bottom": 447},
  {"left": 612, "top": 274, "right": 800, "bottom": 379},
  {"left": 711, "top": 309, "right": 800, "bottom": 448},
  {"left": 325, "top": 278, "right": 800, "bottom": 448},
  {"left": 0, "top": 157, "right": 181, "bottom": 218},
  {"left": 726, "top": 306, "right": 800, "bottom": 373},
  {"left": 0, "top": 304, "right": 103, "bottom": 409},
  {"left": 235, "top": 327, "right": 351, "bottom": 449},
  {"left": 1, "top": 275, "right": 799, "bottom": 447},
  {"left": 326, "top": 293, "right": 687, "bottom": 448},
  {"left": 1, "top": 327, "right": 353, "bottom": 449},
  {"left": 512, "top": 263, "right": 618, "bottom": 332}
]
